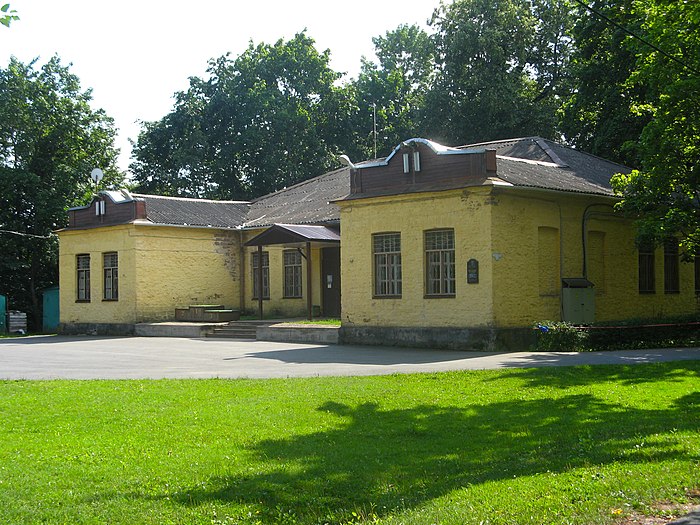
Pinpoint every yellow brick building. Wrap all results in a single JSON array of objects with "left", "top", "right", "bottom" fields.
[{"left": 58, "top": 137, "right": 698, "bottom": 347}]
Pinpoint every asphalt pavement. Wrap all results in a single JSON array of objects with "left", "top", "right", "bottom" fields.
[{"left": 0, "top": 335, "right": 699, "bottom": 379}]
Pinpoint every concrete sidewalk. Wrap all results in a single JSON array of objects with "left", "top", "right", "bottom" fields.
[{"left": 1, "top": 335, "right": 699, "bottom": 379}]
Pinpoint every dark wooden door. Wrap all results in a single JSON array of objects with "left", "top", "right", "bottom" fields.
[{"left": 321, "top": 247, "right": 341, "bottom": 317}]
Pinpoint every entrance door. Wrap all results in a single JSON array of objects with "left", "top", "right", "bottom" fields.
[{"left": 321, "top": 247, "right": 341, "bottom": 317}]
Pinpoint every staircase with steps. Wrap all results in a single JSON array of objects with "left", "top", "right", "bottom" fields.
[{"left": 206, "top": 320, "right": 271, "bottom": 339}]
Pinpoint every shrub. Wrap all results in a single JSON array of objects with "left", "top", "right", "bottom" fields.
[{"left": 533, "top": 321, "right": 589, "bottom": 352}]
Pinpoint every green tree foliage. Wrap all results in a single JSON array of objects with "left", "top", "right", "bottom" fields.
[
  {"left": 0, "top": 3, "right": 18, "bottom": 27},
  {"left": 353, "top": 24, "right": 436, "bottom": 158},
  {"left": 561, "top": 0, "right": 649, "bottom": 167},
  {"left": 611, "top": 0, "right": 700, "bottom": 255},
  {"left": 0, "top": 57, "right": 121, "bottom": 329},
  {"left": 426, "top": 0, "right": 574, "bottom": 144},
  {"left": 131, "top": 32, "right": 353, "bottom": 199}
]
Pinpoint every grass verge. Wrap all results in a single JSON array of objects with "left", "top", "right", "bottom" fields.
[{"left": 1, "top": 362, "right": 698, "bottom": 524}]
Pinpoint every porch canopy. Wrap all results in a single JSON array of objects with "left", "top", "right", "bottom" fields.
[{"left": 244, "top": 223, "right": 340, "bottom": 320}]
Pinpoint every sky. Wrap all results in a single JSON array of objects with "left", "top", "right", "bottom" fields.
[{"left": 0, "top": 0, "right": 441, "bottom": 174}]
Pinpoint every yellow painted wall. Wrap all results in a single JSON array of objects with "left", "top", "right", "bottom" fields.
[
  {"left": 339, "top": 185, "right": 698, "bottom": 330},
  {"left": 59, "top": 225, "right": 137, "bottom": 324},
  {"left": 241, "top": 229, "right": 325, "bottom": 318},
  {"left": 59, "top": 224, "right": 241, "bottom": 324},
  {"left": 131, "top": 226, "right": 240, "bottom": 321},
  {"left": 490, "top": 188, "right": 698, "bottom": 326},
  {"left": 338, "top": 188, "right": 495, "bottom": 328}
]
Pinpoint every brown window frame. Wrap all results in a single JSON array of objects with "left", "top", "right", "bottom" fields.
[
  {"left": 76, "top": 254, "right": 91, "bottom": 302},
  {"left": 638, "top": 245, "right": 655, "bottom": 294},
  {"left": 283, "top": 250, "right": 303, "bottom": 298},
  {"left": 373, "top": 232, "right": 402, "bottom": 298},
  {"left": 664, "top": 238, "right": 680, "bottom": 294},
  {"left": 102, "top": 252, "right": 119, "bottom": 301},
  {"left": 425, "top": 229, "right": 456, "bottom": 297},
  {"left": 252, "top": 251, "right": 270, "bottom": 300}
]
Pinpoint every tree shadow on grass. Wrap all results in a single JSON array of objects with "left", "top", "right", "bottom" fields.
[
  {"left": 490, "top": 361, "right": 700, "bottom": 389},
  {"left": 170, "top": 388, "right": 699, "bottom": 523}
]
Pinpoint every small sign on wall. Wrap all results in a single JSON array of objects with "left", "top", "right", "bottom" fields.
[{"left": 467, "top": 258, "right": 479, "bottom": 284}]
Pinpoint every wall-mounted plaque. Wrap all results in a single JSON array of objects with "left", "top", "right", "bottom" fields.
[{"left": 467, "top": 258, "right": 479, "bottom": 284}]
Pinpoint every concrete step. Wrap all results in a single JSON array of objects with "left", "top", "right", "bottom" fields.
[
  {"left": 207, "top": 331, "right": 257, "bottom": 339},
  {"left": 205, "top": 321, "right": 264, "bottom": 339}
]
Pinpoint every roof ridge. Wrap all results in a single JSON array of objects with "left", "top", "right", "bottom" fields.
[
  {"left": 459, "top": 136, "right": 544, "bottom": 149},
  {"left": 132, "top": 193, "right": 250, "bottom": 205},
  {"left": 496, "top": 155, "right": 561, "bottom": 168},
  {"left": 537, "top": 138, "right": 633, "bottom": 171}
]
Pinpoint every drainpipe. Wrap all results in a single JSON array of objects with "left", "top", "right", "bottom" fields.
[{"left": 581, "top": 203, "right": 615, "bottom": 279}]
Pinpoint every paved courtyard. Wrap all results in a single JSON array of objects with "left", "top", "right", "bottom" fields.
[{"left": 1, "top": 335, "right": 699, "bottom": 379}]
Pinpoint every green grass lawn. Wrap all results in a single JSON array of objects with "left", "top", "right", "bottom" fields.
[{"left": 1, "top": 363, "right": 698, "bottom": 525}]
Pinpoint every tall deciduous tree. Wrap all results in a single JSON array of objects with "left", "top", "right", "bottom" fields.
[
  {"left": 353, "top": 24, "right": 436, "bottom": 158},
  {"left": 131, "top": 32, "right": 353, "bottom": 199},
  {"left": 561, "top": 0, "right": 649, "bottom": 167},
  {"left": 0, "top": 57, "right": 121, "bottom": 329},
  {"left": 426, "top": 0, "right": 574, "bottom": 145},
  {"left": 611, "top": 0, "right": 700, "bottom": 255}
]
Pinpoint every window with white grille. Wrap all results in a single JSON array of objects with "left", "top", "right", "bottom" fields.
[
  {"left": 373, "top": 233, "right": 402, "bottom": 297},
  {"left": 283, "top": 250, "right": 303, "bottom": 298},
  {"left": 103, "top": 252, "right": 118, "bottom": 300},
  {"left": 76, "top": 254, "right": 90, "bottom": 301},
  {"left": 425, "top": 229, "right": 455, "bottom": 296},
  {"left": 252, "top": 251, "right": 270, "bottom": 299}
]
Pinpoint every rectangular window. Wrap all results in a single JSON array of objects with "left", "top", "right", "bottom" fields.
[
  {"left": 638, "top": 245, "right": 655, "bottom": 294},
  {"left": 252, "top": 251, "right": 270, "bottom": 300},
  {"left": 76, "top": 254, "right": 91, "bottom": 301},
  {"left": 664, "top": 238, "right": 680, "bottom": 293},
  {"left": 283, "top": 250, "right": 303, "bottom": 298},
  {"left": 103, "top": 252, "right": 119, "bottom": 300},
  {"left": 373, "top": 233, "right": 402, "bottom": 297},
  {"left": 425, "top": 229, "right": 455, "bottom": 296}
]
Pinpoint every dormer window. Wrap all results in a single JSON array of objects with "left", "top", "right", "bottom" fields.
[
  {"left": 402, "top": 150, "right": 421, "bottom": 174},
  {"left": 95, "top": 199, "right": 106, "bottom": 216}
]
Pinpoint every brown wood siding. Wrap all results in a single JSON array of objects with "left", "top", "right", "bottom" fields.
[
  {"left": 351, "top": 143, "right": 494, "bottom": 198},
  {"left": 68, "top": 199, "right": 139, "bottom": 229}
]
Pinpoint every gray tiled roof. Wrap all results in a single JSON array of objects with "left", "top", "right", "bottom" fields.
[
  {"left": 124, "top": 137, "right": 627, "bottom": 231},
  {"left": 133, "top": 194, "right": 250, "bottom": 229},
  {"left": 243, "top": 167, "right": 350, "bottom": 228},
  {"left": 462, "top": 137, "right": 630, "bottom": 196}
]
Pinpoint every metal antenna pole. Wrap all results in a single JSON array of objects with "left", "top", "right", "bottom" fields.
[{"left": 372, "top": 102, "right": 377, "bottom": 159}]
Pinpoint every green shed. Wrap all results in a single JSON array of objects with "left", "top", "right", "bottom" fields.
[{"left": 42, "top": 286, "right": 60, "bottom": 333}]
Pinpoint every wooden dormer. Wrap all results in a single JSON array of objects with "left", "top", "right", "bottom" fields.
[
  {"left": 66, "top": 190, "right": 146, "bottom": 230},
  {"left": 346, "top": 138, "right": 497, "bottom": 200}
]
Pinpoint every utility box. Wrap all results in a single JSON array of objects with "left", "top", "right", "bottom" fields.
[
  {"left": 561, "top": 278, "right": 595, "bottom": 325},
  {"left": 0, "top": 294, "right": 6, "bottom": 333}
]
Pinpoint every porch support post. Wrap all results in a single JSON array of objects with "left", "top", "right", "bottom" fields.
[
  {"left": 257, "top": 245, "right": 264, "bottom": 320},
  {"left": 306, "top": 241, "right": 313, "bottom": 320}
]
